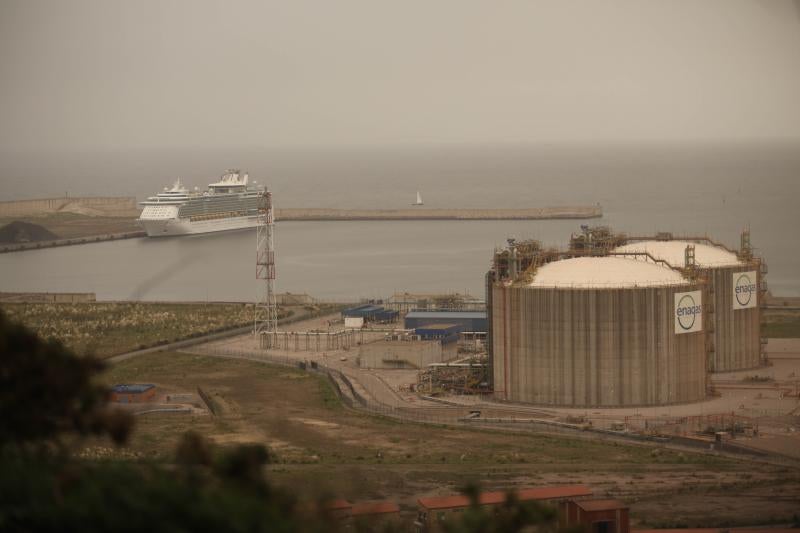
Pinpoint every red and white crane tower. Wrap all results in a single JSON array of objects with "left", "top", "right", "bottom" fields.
[{"left": 255, "top": 188, "right": 277, "bottom": 348}]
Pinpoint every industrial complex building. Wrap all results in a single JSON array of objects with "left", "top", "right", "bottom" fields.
[
  {"left": 486, "top": 227, "right": 765, "bottom": 407},
  {"left": 358, "top": 334, "right": 457, "bottom": 369},
  {"left": 252, "top": 188, "right": 765, "bottom": 412},
  {"left": 358, "top": 324, "right": 463, "bottom": 369}
]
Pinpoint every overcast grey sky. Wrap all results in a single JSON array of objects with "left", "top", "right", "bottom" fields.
[{"left": 1, "top": 0, "right": 799, "bottom": 151}]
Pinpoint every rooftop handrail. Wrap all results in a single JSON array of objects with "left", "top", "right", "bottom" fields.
[{"left": 623, "top": 234, "right": 737, "bottom": 255}]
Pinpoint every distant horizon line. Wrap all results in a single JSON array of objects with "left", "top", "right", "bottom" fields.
[{"left": 2, "top": 137, "right": 800, "bottom": 156}]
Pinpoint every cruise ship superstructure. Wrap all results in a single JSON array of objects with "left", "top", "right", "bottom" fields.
[{"left": 138, "top": 169, "right": 264, "bottom": 237}]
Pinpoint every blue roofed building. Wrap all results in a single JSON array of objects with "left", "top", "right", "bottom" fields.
[
  {"left": 110, "top": 383, "right": 156, "bottom": 403},
  {"left": 414, "top": 323, "right": 462, "bottom": 344},
  {"left": 404, "top": 311, "right": 487, "bottom": 332}
]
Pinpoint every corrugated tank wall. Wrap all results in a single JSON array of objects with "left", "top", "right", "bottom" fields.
[
  {"left": 709, "top": 262, "right": 762, "bottom": 372},
  {"left": 492, "top": 283, "right": 707, "bottom": 406},
  {"left": 492, "top": 283, "right": 508, "bottom": 400},
  {"left": 485, "top": 270, "right": 495, "bottom": 388}
]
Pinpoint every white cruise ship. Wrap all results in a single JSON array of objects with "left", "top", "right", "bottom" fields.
[{"left": 138, "top": 169, "right": 264, "bottom": 237}]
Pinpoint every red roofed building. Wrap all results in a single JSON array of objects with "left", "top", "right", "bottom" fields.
[
  {"left": 415, "top": 485, "right": 592, "bottom": 533},
  {"left": 323, "top": 498, "right": 352, "bottom": 519},
  {"left": 110, "top": 384, "right": 156, "bottom": 403},
  {"left": 635, "top": 530, "right": 800, "bottom": 533},
  {"left": 561, "top": 499, "right": 629, "bottom": 533},
  {"left": 350, "top": 500, "right": 400, "bottom": 528}
]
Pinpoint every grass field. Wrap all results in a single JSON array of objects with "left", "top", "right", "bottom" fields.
[
  {"left": 99, "top": 351, "right": 800, "bottom": 528},
  {"left": 762, "top": 309, "right": 800, "bottom": 338},
  {"left": 5, "top": 302, "right": 792, "bottom": 360},
  {"left": 105, "top": 352, "right": 708, "bottom": 466},
  {"left": 0, "top": 302, "right": 291, "bottom": 358}
]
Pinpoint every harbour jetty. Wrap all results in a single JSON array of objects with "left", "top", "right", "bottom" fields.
[
  {"left": 0, "top": 230, "right": 145, "bottom": 253},
  {"left": 275, "top": 205, "right": 602, "bottom": 221},
  {"left": 0, "top": 196, "right": 139, "bottom": 217},
  {"left": 0, "top": 203, "right": 602, "bottom": 253}
]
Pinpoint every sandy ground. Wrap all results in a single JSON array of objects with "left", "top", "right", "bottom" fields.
[
  {"left": 194, "top": 324, "right": 800, "bottom": 460},
  {"left": 195, "top": 315, "right": 444, "bottom": 408}
]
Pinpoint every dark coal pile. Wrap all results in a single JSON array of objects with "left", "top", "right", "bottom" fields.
[{"left": 0, "top": 221, "right": 58, "bottom": 243}]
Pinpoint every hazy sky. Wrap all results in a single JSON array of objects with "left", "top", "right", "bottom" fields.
[{"left": 1, "top": 0, "right": 799, "bottom": 151}]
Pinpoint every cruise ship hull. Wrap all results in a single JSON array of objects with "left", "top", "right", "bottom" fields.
[
  {"left": 139, "top": 215, "right": 260, "bottom": 237},
  {"left": 139, "top": 170, "right": 263, "bottom": 237}
]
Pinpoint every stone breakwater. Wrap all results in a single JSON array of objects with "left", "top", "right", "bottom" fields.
[
  {"left": 0, "top": 230, "right": 145, "bottom": 253},
  {"left": 0, "top": 291, "right": 96, "bottom": 303},
  {"left": 275, "top": 205, "right": 602, "bottom": 221},
  {"left": 0, "top": 196, "right": 138, "bottom": 217},
  {"left": 0, "top": 204, "right": 601, "bottom": 253}
]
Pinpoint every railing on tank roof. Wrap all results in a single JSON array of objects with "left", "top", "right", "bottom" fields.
[
  {"left": 511, "top": 248, "right": 689, "bottom": 286},
  {"left": 623, "top": 234, "right": 738, "bottom": 254}
]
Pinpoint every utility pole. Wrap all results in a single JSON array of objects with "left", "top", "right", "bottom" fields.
[{"left": 255, "top": 188, "right": 277, "bottom": 349}]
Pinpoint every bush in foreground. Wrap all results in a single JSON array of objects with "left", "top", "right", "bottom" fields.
[{"left": 0, "top": 309, "right": 554, "bottom": 532}]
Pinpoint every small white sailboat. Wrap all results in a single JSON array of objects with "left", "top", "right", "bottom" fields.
[{"left": 412, "top": 191, "right": 424, "bottom": 206}]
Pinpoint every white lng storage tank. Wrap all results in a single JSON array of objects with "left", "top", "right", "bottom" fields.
[
  {"left": 614, "top": 237, "right": 763, "bottom": 372},
  {"left": 491, "top": 255, "right": 708, "bottom": 407}
]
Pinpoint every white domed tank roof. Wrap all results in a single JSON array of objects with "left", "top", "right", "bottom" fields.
[
  {"left": 528, "top": 257, "right": 687, "bottom": 288},
  {"left": 614, "top": 241, "right": 741, "bottom": 268}
]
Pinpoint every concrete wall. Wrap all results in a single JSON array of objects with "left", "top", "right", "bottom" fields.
[
  {"left": 708, "top": 263, "right": 762, "bottom": 372},
  {"left": 275, "top": 206, "right": 602, "bottom": 221},
  {"left": 358, "top": 339, "right": 454, "bottom": 369},
  {"left": 0, "top": 291, "right": 96, "bottom": 303},
  {"left": 0, "top": 197, "right": 138, "bottom": 217},
  {"left": 492, "top": 283, "right": 708, "bottom": 407},
  {"left": 405, "top": 313, "right": 487, "bottom": 332}
]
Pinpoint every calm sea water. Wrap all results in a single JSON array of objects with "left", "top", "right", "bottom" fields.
[{"left": 1, "top": 143, "right": 798, "bottom": 300}]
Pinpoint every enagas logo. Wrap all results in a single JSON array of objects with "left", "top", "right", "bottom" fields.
[
  {"left": 734, "top": 272, "right": 757, "bottom": 308},
  {"left": 674, "top": 290, "right": 702, "bottom": 334},
  {"left": 676, "top": 294, "right": 701, "bottom": 331}
]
